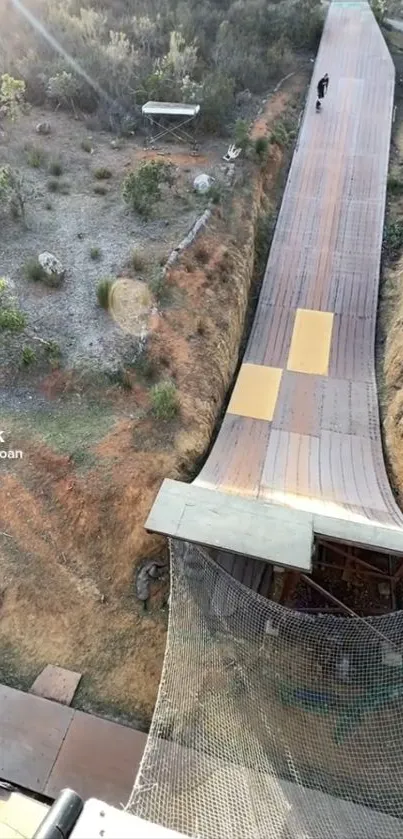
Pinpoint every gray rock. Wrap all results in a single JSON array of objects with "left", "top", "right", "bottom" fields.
[
  {"left": 38, "top": 252, "right": 65, "bottom": 286},
  {"left": 36, "top": 121, "right": 51, "bottom": 135},
  {"left": 193, "top": 173, "right": 215, "bottom": 194}
]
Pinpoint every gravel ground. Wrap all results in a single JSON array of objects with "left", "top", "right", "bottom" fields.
[{"left": 0, "top": 107, "right": 217, "bottom": 376}]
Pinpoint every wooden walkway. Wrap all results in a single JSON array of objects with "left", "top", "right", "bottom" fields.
[
  {"left": 0, "top": 683, "right": 146, "bottom": 806},
  {"left": 147, "top": 0, "right": 403, "bottom": 565}
]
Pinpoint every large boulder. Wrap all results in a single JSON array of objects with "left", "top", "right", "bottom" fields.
[
  {"left": 36, "top": 121, "right": 51, "bottom": 135},
  {"left": 193, "top": 173, "right": 215, "bottom": 194},
  {"left": 38, "top": 252, "right": 65, "bottom": 286}
]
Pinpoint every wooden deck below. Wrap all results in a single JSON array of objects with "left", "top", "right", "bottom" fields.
[{"left": 0, "top": 684, "right": 147, "bottom": 807}]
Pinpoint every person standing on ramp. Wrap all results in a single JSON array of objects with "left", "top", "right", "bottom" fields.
[{"left": 316, "top": 73, "right": 329, "bottom": 111}]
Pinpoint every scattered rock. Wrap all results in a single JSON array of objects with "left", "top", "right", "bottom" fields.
[
  {"left": 135, "top": 559, "right": 168, "bottom": 606},
  {"left": 193, "top": 173, "right": 215, "bottom": 194},
  {"left": 38, "top": 252, "right": 65, "bottom": 286},
  {"left": 36, "top": 121, "right": 51, "bottom": 135}
]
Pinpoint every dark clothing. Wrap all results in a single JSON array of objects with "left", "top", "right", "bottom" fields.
[{"left": 317, "top": 74, "right": 329, "bottom": 100}]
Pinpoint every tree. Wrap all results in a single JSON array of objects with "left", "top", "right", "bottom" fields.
[{"left": 0, "top": 74, "right": 26, "bottom": 120}]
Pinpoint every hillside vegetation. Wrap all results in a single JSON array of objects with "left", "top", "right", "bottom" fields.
[{"left": 1, "top": 0, "right": 322, "bottom": 132}]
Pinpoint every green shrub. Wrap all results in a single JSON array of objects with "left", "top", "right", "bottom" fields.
[
  {"left": 194, "top": 243, "right": 209, "bottom": 264},
  {"left": 94, "top": 167, "right": 112, "bottom": 180},
  {"left": 151, "top": 380, "right": 178, "bottom": 420},
  {"left": 94, "top": 184, "right": 107, "bottom": 195},
  {"left": 21, "top": 346, "right": 36, "bottom": 366},
  {"left": 97, "top": 278, "right": 113, "bottom": 308},
  {"left": 149, "top": 268, "right": 166, "bottom": 302},
  {"left": 131, "top": 249, "right": 145, "bottom": 272},
  {"left": 123, "top": 161, "right": 175, "bottom": 218},
  {"left": 0, "top": 307, "right": 26, "bottom": 331},
  {"left": 387, "top": 175, "right": 403, "bottom": 195},
  {"left": 0, "top": 166, "right": 26, "bottom": 223},
  {"left": 24, "top": 258, "right": 46, "bottom": 282},
  {"left": 90, "top": 246, "right": 101, "bottom": 260},
  {"left": 208, "top": 183, "right": 222, "bottom": 205},
  {"left": 270, "top": 120, "right": 290, "bottom": 148},
  {"left": 45, "top": 340, "right": 61, "bottom": 368},
  {"left": 384, "top": 220, "right": 403, "bottom": 257},
  {"left": 27, "top": 146, "right": 45, "bottom": 168},
  {"left": 49, "top": 159, "right": 63, "bottom": 176},
  {"left": 254, "top": 136, "right": 270, "bottom": 164},
  {"left": 233, "top": 118, "right": 250, "bottom": 152},
  {"left": 199, "top": 73, "right": 235, "bottom": 134},
  {"left": 131, "top": 353, "right": 157, "bottom": 382},
  {"left": 47, "top": 177, "right": 69, "bottom": 193},
  {"left": 81, "top": 138, "right": 93, "bottom": 153},
  {"left": 47, "top": 178, "right": 60, "bottom": 193}
]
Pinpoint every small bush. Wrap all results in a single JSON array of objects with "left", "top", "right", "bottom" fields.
[
  {"left": 388, "top": 175, "right": 403, "bottom": 195},
  {"left": 48, "top": 177, "right": 69, "bottom": 193},
  {"left": 0, "top": 277, "right": 7, "bottom": 294},
  {"left": 0, "top": 307, "right": 26, "bottom": 331},
  {"left": 81, "top": 138, "right": 93, "bottom": 153},
  {"left": 384, "top": 220, "right": 403, "bottom": 257},
  {"left": 94, "top": 167, "right": 112, "bottom": 180},
  {"left": 24, "top": 258, "right": 46, "bottom": 282},
  {"left": 149, "top": 268, "right": 166, "bottom": 302},
  {"left": 90, "top": 246, "right": 101, "bottom": 260},
  {"left": 151, "top": 380, "right": 178, "bottom": 420},
  {"left": 45, "top": 340, "right": 61, "bottom": 368},
  {"left": 97, "top": 278, "right": 112, "bottom": 309},
  {"left": 27, "top": 146, "right": 45, "bottom": 168},
  {"left": 254, "top": 136, "right": 270, "bottom": 164},
  {"left": 194, "top": 243, "right": 209, "bottom": 264},
  {"left": 270, "top": 120, "right": 289, "bottom": 148},
  {"left": 208, "top": 183, "right": 222, "bottom": 205},
  {"left": 21, "top": 346, "right": 36, "bottom": 366},
  {"left": 45, "top": 201, "right": 53, "bottom": 210},
  {"left": 94, "top": 184, "right": 107, "bottom": 195},
  {"left": 123, "top": 161, "right": 175, "bottom": 218},
  {"left": 131, "top": 249, "right": 145, "bottom": 272},
  {"left": 109, "top": 367, "right": 133, "bottom": 390},
  {"left": 47, "top": 178, "right": 60, "bottom": 193},
  {"left": 131, "top": 353, "right": 157, "bottom": 382},
  {"left": 49, "top": 159, "right": 63, "bottom": 176},
  {"left": 233, "top": 118, "right": 250, "bottom": 152}
]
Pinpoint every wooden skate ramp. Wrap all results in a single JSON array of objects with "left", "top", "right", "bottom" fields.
[{"left": 147, "top": 1, "right": 403, "bottom": 566}]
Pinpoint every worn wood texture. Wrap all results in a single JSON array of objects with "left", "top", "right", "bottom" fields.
[{"left": 196, "top": 1, "right": 403, "bottom": 535}]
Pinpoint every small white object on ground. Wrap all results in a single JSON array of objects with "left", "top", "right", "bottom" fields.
[{"left": 193, "top": 174, "right": 214, "bottom": 193}]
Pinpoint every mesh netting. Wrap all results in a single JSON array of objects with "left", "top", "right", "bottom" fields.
[{"left": 128, "top": 541, "right": 403, "bottom": 838}]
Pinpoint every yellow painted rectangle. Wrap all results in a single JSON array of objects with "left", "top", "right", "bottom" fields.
[
  {"left": 227, "top": 363, "right": 282, "bottom": 422},
  {"left": 287, "top": 309, "right": 334, "bottom": 376}
]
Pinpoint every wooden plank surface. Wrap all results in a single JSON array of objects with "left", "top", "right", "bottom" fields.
[
  {"left": 0, "top": 684, "right": 74, "bottom": 793},
  {"left": 0, "top": 683, "right": 147, "bottom": 807},
  {"left": 44, "top": 711, "right": 146, "bottom": 806},
  {"left": 194, "top": 0, "right": 403, "bottom": 539}
]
